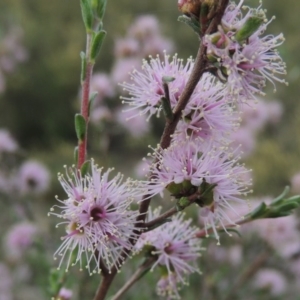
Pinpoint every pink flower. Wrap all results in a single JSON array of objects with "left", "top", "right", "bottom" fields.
[
  {"left": 115, "top": 106, "right": 150, "bottom": 138},
  {"left": 5, "top": 222, "right": 37, "bottom": 260},
  {"left": 0, "top": 129, "right": 18, "bottom": 153},
  {"left": 111, "top": 58, "right": 140, "bottom": 85},
  {"left": 173, "top": 74, "right": 238, "bottom": 145},
  {"left": 49, "top": 160, "right": 141, "bottom": 273},
  {"left": 143, "top": 141, "right": 251, "bottom": 242},
  {"left": 204, "top": 0, "right": 287, "bottom": 102},
  {"left": 156, "top": 273, "right": 181, "bottom": 300},
  {"left": 120, "top": 52, "right": 194, "bottom": 120},
  {"left": 135, "top": 207, "right": 202, "bottom": 297},
  {"left": 58, "top": 287, "right": 73, "bottom": 300},
  {"left": 128, "top": 15, "right": 159, "bottom": 40},
  {"left": 114, "top": 38, "right": 139, "bottom": 58},
  {"left": 253, "top": 268, "right": 287, "bottom": 296},
  {"left": 17, "top": 160, "right": 50, "bottom": 195}
]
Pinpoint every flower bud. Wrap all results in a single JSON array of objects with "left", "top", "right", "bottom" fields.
[
  {"left": 178, "top": 0, "right": 201, "bottom": 18},
  {"left": 235, "top": 14, "right": 265, "bottom": 44}
]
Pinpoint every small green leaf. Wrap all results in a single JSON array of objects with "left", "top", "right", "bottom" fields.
[
  {"left": 235, "top": 15, "right": 264, "bottom": 44},
  {"left": 270, "top": 186, "right": 290, "bottom": 206},
  {"left": 285, "top": 195, "right": 300, "bottom": 204},
  {"left": 90, "top": 30, "right": 106, "bottom": 61},
  {"left": 249, "top": 202, "right": 267, "bottom": 219},
  {"left": 75, "top": 114, "right": 86, "bottom": 142},
  {"left": 80, "top": 0, "right": 93, "bottom": 31},
  {"left": 178, "top": 15, "right": 201, "bottom": 35},
  {"left": 96, "top": 0, "right": 107, "bottom": 20},
  {"left": 80, "top": 160, "right": 91, "bottom": 177},
  {"left": 48, "top": 268, "right": 65, "bottom": 296},
  {"left": 80, "top": 51, "right": 87, "bottom": 83}
]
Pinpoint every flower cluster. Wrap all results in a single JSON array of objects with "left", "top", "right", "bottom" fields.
[
  {"left": 135, "top": 208, "right": 202, "bottom": 299},
  {"left": 50, "top": 160, "right": 141, "bottom": 274},
  {"left": 204, "top": 0, "right": 287, "bottom": 102},
  {"left": 143, "top": 141, "right": 252, "bottom": 242}
]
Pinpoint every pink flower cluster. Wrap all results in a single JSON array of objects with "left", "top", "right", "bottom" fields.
[
  {"left": 135, "top": 208, "right": 202, "bottom": 299},
  {"left": 50, "top": 160, "right": 141, "bottom": 274},
  {"left": 204, "top": 0, "right": 287, "bottom": 102}
]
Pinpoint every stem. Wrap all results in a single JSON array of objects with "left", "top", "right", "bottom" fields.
[
  {"left": 144, "top": 207, "right": 178, "bottom": 229},
  {"left": 144, "top": 192, "right": 202, "bottom": 229},
  {"left": 93, "top": 1, "right": 230, "bottom": 298},
  {"left": 78, "top": 34, "right": 94, "bottom": 169},
  {"left": 110, "top": 257, "right": 156, "bottom": 300},
  {"left": 94, "top": 273, "right": 116, "bottom": 300}
]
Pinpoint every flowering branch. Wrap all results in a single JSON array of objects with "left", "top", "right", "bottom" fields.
[
  {"left": 139, "top": 0, "right": 229, "bottom": 223},
  {"left": 93, "top": 2, "right": 231, "bottom": 299}
]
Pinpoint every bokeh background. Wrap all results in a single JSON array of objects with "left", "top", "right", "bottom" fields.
[{"left": 0, "top": 0, "right": 300, "bottom": 299}]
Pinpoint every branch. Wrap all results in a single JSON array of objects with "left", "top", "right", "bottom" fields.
[
  {"left": 144, "top": 207, "right": 177, "bottom": 229},
  {"left": 110, "top": 257, "right": 156, "bottom": 300}
]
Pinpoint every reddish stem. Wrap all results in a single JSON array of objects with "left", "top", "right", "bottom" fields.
[{"left": 78, "top": 62, "right": 93, "bottom": 169}]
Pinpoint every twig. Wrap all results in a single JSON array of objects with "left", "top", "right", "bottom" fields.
[
  {"left": 110, "top": 257, "right": 157, "bottom": 300},
  {"left": 144, "top": 207, "right": 178, "bottom": 229}
]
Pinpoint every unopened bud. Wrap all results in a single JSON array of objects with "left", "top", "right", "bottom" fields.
[
  {"left": 235, "top": 14, "right": 264, "bottom": 44},
  {"left": 178, "top": 0, "right": 201, "bottom": 18}
]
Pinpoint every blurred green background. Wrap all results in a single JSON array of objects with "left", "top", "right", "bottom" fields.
[{"left": 0, "top": 0, "right": 300, "bottom": 299}]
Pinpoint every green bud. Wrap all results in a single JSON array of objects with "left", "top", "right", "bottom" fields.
[
  {"left": 80, "top": 160, "right": 91, "bottom": 177},
  {"left": 162, "top": 76, "right": 175, "bottom": 83},
  {"left": 90, "top": 30, "right": 106, "bottom": 62},
  {"left": 166, "top": 180, "right": 193, "bottom": 197},
  {"left": 80, "top": 0, "right": 93, "bottom": 31},
  {"left": 75, "top": 114, "right": 86, "bottom": 142},
  {"left": 80, "top": 51, "right": 87, "bottom": 83},
  {"left": 235, "top": 15, "right": 264, "bottom": 44},
  {"left": 196, "top": 180, "right": 216, "bottom": 207},
  {"left": 176, "top": 196, "right": 190, "bottom": 211}
]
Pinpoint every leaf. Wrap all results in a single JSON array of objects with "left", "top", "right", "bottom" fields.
[
  {"left": 90, "top": 30, "right": 106, "bottom": 61},
  {"left": 75, "top": 114, "right": 86, "bottom": 142}
]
